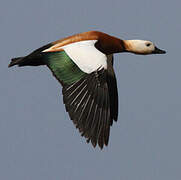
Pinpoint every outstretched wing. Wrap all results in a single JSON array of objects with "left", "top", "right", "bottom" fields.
[
  {"left": 62, "top": 68, "right": 113, "bottom": 148},
  {"left": 42, "top": 40, "right": 118, "bottom": 148}
]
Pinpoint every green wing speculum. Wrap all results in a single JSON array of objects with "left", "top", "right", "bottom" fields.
[{"left": 43, "top": 51, "right": 86, "bottom": 85}]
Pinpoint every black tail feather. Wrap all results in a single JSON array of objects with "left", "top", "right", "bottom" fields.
[
  {"left": 8, "top": 42, "right": 53, "bottom": 68},
  {"left": 8, "top": 57, "right": 25, "bottom": 67},
  {"left": 9, "top": 54, "right": 46, "bottom": 67}
]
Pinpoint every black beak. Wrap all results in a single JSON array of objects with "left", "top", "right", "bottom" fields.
[{"left": 152, "top": 46, "right": 166, "bottom": 54}]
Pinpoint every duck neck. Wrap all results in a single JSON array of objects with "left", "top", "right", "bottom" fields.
[{"left": 122, "top": 40, "right": 134, "bottom": 53}]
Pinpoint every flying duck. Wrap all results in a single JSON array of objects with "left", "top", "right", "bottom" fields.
[{"left": 8, "top": 31, "right": 166, "bottom": 149}]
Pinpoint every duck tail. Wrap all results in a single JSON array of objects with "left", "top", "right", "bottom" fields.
[{"left": 8, "top": 57, "right": 25, "bottom": 67}]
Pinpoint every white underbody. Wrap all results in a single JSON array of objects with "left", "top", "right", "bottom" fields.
[{"left": 43, "top": 40, "right": 107, "bottom": 74}]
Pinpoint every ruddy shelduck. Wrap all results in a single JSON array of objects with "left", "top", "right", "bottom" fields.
[{"left": 9, "top": 31, "right": 166, "bottom": 149}]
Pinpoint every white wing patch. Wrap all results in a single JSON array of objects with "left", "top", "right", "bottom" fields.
[{"left": 43, "top": 40, "right": 107, "bottom": 74}]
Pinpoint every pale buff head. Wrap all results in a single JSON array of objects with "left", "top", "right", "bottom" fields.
[{"left": 124, "top": 40, "right": 166, "bottom": 55}]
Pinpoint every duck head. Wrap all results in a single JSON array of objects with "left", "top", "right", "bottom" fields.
[{"left": 124, "top": 40, "right": 166, "bottom": 55}]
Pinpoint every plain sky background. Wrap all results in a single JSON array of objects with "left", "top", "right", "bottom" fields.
[{"left": 1, "top": 0, "right": 181, "bottom": 179}]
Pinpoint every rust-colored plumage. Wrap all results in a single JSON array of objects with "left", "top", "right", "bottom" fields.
[{"left": 44, "top": 31, "right": 126, "bottom": 54}]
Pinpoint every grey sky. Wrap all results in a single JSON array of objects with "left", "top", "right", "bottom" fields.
[{"left": 1, "top": 0, "right": 181, "bottom": 179}]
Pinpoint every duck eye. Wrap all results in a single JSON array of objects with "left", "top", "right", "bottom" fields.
[{"left": 146, "top": 43, "right": 151, "bottom": 47}]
